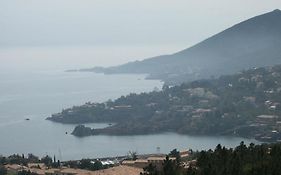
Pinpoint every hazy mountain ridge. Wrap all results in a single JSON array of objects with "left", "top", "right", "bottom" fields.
[{"left": 84, "top": 9, "right": 281, "bottom": 85}]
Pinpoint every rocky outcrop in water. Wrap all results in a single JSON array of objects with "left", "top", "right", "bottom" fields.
[{"left": 71, "top": 125, "right": 94, "bottom": 137}]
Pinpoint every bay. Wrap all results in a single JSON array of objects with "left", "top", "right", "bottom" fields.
[{"left": 0, "top": 70, "right": 258, "bottom": 160}]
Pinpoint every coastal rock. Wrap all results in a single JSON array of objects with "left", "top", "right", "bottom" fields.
[{"left": 71, "top": 125, "right": 93, "bottom": 137}]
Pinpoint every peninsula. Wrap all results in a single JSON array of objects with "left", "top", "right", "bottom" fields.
[{"left": 48, "top": 65, "right": 281, "bottom": 142}]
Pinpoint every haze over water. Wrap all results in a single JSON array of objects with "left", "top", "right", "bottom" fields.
[
  {"left": 0, "top": 70, "right": 164, "bottom": 159},
  {"left": 0, "top": 65, "right": 259, "bottom": 160},
  {"left": 1, "top": 0, "right": 276, "bottom": 160}
]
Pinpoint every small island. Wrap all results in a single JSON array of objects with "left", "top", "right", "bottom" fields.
[{"left": 71, "top": 125, "right": 94, "bottom": 137}]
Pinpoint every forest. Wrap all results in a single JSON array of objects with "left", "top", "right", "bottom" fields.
[{"left": 142, "top": 142, "right": 281, "bottom": 175}]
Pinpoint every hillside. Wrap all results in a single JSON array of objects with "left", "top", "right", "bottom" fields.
[
  {"left": 82, "top": 9, "right": 281, "bottom": 85},
  {"left": 48, "top": 64, "right": 281, "bottom": 142}
]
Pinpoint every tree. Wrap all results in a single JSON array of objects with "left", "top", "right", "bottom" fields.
[
  {"left": 92, "top": 161, "right": 103, "bottom": 170},
  {"left": 27, "top": 154, "right": 39, "bottom": 163},
  {"left": 186, "top": 165, "right": 196, "bottom": 175},
  {"left": 8, "top": 154, "right": 27, "bottom": 166},
  {"left": 127, "top": 151, "right": 137, "bottom": 161},
  {"left": 17, "top": 170, "right": 38, "bottom": 175},
  {"left": 79, "top": 159, "right": 92, "bottom": 170},
  {"left": 141, "top": 163, "right": 158, "bottom": 175},
  {"left": 0, "top": 165, "right": 7, "bottom": 175},
  {"left": 0, "top": 156, "right": 7, "bottom": 165},
  {"left": 40, "top": 155, "right": 52, "bottom": 167},
  {"left": 162, "top": 156, "right": 179, "bottom": 175},
  {"left": 169, "top": 149, "right": 181, "bottom": 164}
]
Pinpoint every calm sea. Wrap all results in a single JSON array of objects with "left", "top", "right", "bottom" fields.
[{"left": 0, "top": 70, "right": 258, "bottom": 160}]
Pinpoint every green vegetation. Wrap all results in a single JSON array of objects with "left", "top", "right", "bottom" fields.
[
  {"left": 2, "top": 142, "right": 281, "bottom": 175},
  {"left": 142, "top": 142, "right": 281, "bottom": 175},
  {"left": 17, "top": 170, "right": 38, "bottom": 175},
  {"left": 0, "top": 154, "right": 110, "bottom": 175},
  {"left": 62, "top": 158, "right": 106, "bottom": 170},
  {"left": 0, "top": 165, "right": 7, "bottom": 175},
  {"left": 78, "top": 159, "right": 103, "bottom": 171},
  {"left": 48, "top": 65, "right": 281, "bottom": 142},
  {"left": 0, "top": 154, "right": 59, "bottom": 169},
  {"left": 126, "top": 151, "right": 138, "bottom": 161}
]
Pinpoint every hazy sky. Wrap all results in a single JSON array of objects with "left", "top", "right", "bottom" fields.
[{"left": 0, "top": 0, "right": 281, "bottom": 71}]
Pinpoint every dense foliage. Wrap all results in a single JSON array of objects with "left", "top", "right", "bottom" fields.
[
  {"left": 17, "top": 170, "right": 38, "bottom": 175},
  {"left": 188, "top": 142, "right": 281, "bottom": 175},
  {"left": 142, "top": 142, "right": 281, "bottom": 175},
  {"left": 0, "top": 165, "right": 7, "bottom": 175},
  {"left": 48, "top": 65, "right": 281, "bottom": 141},
  {"left": 0, "top": 154, "right": 37, "bottom": 167},
  {"left": 141, "top": 155, "right": 182, "bottom": 175},
  {"left": 78, "top": 159, "right": 103, "bottom": 170},
  {"left": 0, "top": 154, "right": 61, "bottom": 167}
]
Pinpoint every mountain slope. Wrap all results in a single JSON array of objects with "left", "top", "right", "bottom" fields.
[{"left": 89, "top": 9, "right": 281, "bottom": 85}]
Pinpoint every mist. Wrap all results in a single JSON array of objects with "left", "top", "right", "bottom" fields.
[{"left": 0, "top": 0, "right": 281, "bottom": 71}]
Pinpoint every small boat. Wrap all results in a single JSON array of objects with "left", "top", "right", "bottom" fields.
[{"left": 25, "top": 118, "right": 30, "bottom": 121}]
